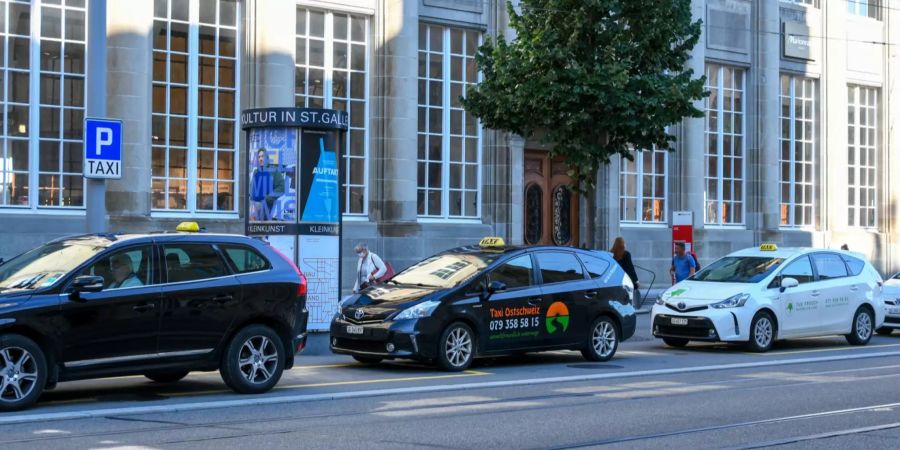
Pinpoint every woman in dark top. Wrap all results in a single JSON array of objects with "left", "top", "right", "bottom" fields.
[{"left": 610, "top": 237, "right": 639, "bottom": 289}]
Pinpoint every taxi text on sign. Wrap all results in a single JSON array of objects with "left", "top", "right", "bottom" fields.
[{"left": 83, "top": 118, "right": 123, "bottom": 179}]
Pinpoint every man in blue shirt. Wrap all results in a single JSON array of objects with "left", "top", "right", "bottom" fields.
[{"left": 670, "top": 242, "right": 696, "bottom": 283}]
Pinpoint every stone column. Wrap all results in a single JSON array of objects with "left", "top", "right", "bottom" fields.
[
  {"left": 823, "top": 0, "right": 849, "bottom": 236},
  {"left": 245, "top": 0, "right": 295, "bottom": 108},
  {"left": 508, "top": 134, "right": 525, "bottom": 244},
  {"left": 886, "top": 3, "right": 899, "bottom": 272},
  {"left": 679, "top": 0, "right": 707, "bottom": 228},
  {"left": 755, "top": 0, "right": 782, "bottom": 235},
  {"left": 106, "top": 0, "right": 152, "bottom": 221}
]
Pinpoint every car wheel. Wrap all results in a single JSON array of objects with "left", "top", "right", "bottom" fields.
[
  {"left": 845, "top": 307, "right": 874, "bottom": 346},
  {"left": 0, "top": 334, "right": 47, "bottom": 412},
  {"left": 662, "top": 337, "right": 690, "bottom": 348},
  {"left": 352, "top": 355, "right": 383, "bottom": 365},
  {"left": 581, "top": 316, "right": 619, "bottom": 362},
  {"left": 144, "top": 370, "right": 190, "bottom": 383},
  {"left": 220, "top": 325, "right": 285, "bottom": 394},
  {"left": 436, "top": 322, "right": 474, "bottom": 371},
  {"left": 876, "top": 327, "right": 894, "bottom": 336},
  {"left": 746, "top": 311, "right": 776, "bottom": 352}
]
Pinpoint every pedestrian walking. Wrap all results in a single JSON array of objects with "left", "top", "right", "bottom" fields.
[
  {"left": 610, "top": 237, "right": 639, "bottom": 289},
  {"left": 354, "top": 243, "right": 386, "bottom": 293},
  {"left": 670, "top": 242, "right": 696, "bottom": 284}
]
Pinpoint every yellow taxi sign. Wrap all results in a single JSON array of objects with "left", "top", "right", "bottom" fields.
[
  {"left": 759, "top": 243, "right": 778, "bottom": 251},
  {"left": 176, "top": 221, "right": 200, "bottom": 232},
  {"left": 479, "top": 237, "right": 506, "bottom": 248}
]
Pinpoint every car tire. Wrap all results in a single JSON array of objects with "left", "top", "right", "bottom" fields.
[
  {"left": 876, "top": 327, "right": 894, "bottom": 336},
  {"left": 662, "top": 337, "right": 690, "bottom": 348},
  {"left": 436, "top": 322, "right": 474, "bottom": 372},
  {"left": 0, "top": 334, "right": 47, "bottom": 412},
  {"left": 144, "top": 370, "right": 190, "bottom": 383},
  {"left": 220, "top": 325, "right": 285, "bottom": 394},
  {"left": 581, "top": 316, "right": 619, "bottom": 362},
  {"left": 352, "top": 355, "right": 383, "bottom": 365},
  {"left": 746, "top": 311, "right": 776, "bottom": 353},
  {"left": 845, "top": 307, "right": 874, "bottom": 346}
]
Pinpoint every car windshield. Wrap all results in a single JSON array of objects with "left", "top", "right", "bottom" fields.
[
  {"left": 390, "top": 252, "right": 498, "bottom": 288},
  {"left": 691, "top": 256, "right": 784, "bottom": 283},
  {"left": 0, "top": 240, "right": 108, "bottom": 291}
]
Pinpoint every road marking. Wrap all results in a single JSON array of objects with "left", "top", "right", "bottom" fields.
[
  {"left": 6, "top": 350, "right": 900, "bottom": 426},
  {"left": 722, "top": 421, "right": 900, "bottom": 450},
  {"left": 743, "top": 342, "right": 900, "bottom": 356}
]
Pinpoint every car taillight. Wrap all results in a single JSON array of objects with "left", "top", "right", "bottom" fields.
[{"left": 270, "top": 245, "right": 308, "bottom": 297}]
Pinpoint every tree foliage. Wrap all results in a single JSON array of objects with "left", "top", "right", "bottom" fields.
[{"left": 462, "top": 0, "right": 707, "bottom": 190}]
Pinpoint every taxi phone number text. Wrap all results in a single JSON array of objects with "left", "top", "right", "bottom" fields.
[{"left": 490, "top": 317, "right": 540, "bottom": 331}]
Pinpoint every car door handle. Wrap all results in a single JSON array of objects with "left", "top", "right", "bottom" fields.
[
  {"left": 850, "top": 285, "right": 859, "bottom": 292},
  {"left": 527, "top": 297, "right": 543, "bottom": 306},
  {"left": 810, "top": 291, "right": 820, "bottom": 297},
  {"left": 133, "top": 303, "right": 156, "bottom": 313},
  {"left": 584, "top": 290, "right": 598, "bottom": 299},
  {"left": 213, "top": 295, "right": 233, "bottom": 303}
]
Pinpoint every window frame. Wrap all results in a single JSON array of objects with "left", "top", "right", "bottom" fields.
[
  {"left": 779, "top": 74, "right": 817, "bottom": 229},
  {"left": 704, "top": 63, "right": 747, "bottom": 226},
  {"left": 847, "top": 0, "right": 882, "bottom": 21},
  {"left": 533, "top": 250, "right": 589, "bottom": 286},
  {"left": 846, "top": 84, "right": 879, "bottom": 229},
  {"left": 151, "top": 0, "right": 241, "bottom": 215},
  {"left": 68, "top": 243, "right": 159, "bottom": 291},
  {"left": 770, "top": 254, "right": 815, "bottom": 288},
  {"left": 486, "top": 253, "right": 536, "bottom": 292},
  {"left": 219, "top": 243, "right": 272, "bottom": 275},
  {"left": 160, "top": 242, "right": 233, "bottom": 284},
  {"left": 417, "top": 23, "right": 482, "bottom": 219},
  {"left": 810, "top": 252, "right": 849, "bottom": 281},
  {"left": 619, "top": 147, "right": 669, "bottom": 225}
]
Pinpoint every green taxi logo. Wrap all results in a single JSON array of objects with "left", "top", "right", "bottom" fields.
[
  {"left": 545, "top": 301, "right": 570, "bottom": 334},
  {"left": 670, "top": 288, "right": 688, "bottom": 297}
]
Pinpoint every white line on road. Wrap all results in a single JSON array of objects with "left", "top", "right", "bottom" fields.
[{"left": 4, "top": 349, "right": 900, "bottom": 426}]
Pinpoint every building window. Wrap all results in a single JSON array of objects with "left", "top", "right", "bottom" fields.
[
  {"left": 780, "top": 0, "right": 819, "bottom": 7},
  {"left": 847, "top": 0, "right": 882, "bottom": 20},
  {"left": 151, "top": 0, "right": 238, "bottom": 213},
  {"left": 295, "top": 8, "right": 368, "bottom": 215},
  {"left": 417, "top": 24, "right": 481, "bottom": 219},
  {"left": 0, "top": 0, "right": 87, "bottom": 209},
  {"left": 704, "top": 64, "right": 745, "bottom": 225},
  {"left": 620, "top": 149, "right": 668, "bottom": 225},
  {"left": 847, "top": 85, "right": 878, "bottom": 228},
  {"left": 779, "top": 75, "right": 817, "bottom": 228}
]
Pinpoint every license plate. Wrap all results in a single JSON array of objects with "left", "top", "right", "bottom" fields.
[
  {"left": 346, "top": 325, "right": 364, "bottom": 335},
  {"left": 671, "top": 318, "right": 689, "bottom": 326},
  {"left": 889, "top": 307, "right": 900, "bottom": 315}
]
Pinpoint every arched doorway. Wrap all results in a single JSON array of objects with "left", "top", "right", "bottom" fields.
[{"left": 524, "top": 150, "right": 579, "bottom": 246}]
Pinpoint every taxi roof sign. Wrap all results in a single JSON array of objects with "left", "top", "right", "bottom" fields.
[
  {"left": 479, "top": 237, "right": 505, "bottom": 248},
  {"left": 176, "top": 221, "right": 200, "bottom": 232},
  {"left": 759, "top": 243, "right": 778, "bottom": 251}
]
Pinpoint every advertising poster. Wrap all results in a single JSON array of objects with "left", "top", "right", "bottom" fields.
[
  {"left": 247, "top": 127, "right": 299, "bottom": 235},
  {"left": 298, "top": 234, "right": 340, "bottom": 329},
  {"left": 298, "top": 130, "right": 340, "bottom": 228}
]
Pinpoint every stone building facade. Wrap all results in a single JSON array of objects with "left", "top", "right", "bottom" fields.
[{"left": 0, "top": 0, "right": 898, "bottom": 296}]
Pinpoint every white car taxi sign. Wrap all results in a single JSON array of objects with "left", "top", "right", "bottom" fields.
[{"left": 650, "top": 246, "right": 884, "bottom": 352}]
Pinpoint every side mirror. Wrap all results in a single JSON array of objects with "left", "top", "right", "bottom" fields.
[
  {"left": 780, "top": 277, "right": 799, "bottom": 293},
  {"left": 481, "top": 280, "right": 507, "bottom": 301},
  {"left": 70, "top": 275, "right": 104, "bottom": 299}
]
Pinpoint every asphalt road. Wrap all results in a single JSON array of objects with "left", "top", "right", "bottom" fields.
[{"left": 2, "top": 314, "right": 900, "bottom": 449}]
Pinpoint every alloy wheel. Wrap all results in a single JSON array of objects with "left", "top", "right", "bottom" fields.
[
  {"left": 754, "top": 317, "right": 773, "bottom": 348},
  {"left": 856, "top": 311, "right": 872, "bottom": 340},
  {"left": 592, "top": 321, "right": 617, "bottom": 358},
  {"left": 238, "top": 336, "right": 279, "bottom": 384},
  {"left": 444, "top": 327, "right": 472, "bottom": 368},
  {"left": 0, "top": 347, "right": 38, "bottom": 404}
]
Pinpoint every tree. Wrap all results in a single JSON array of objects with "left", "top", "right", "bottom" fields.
[{"left": 462, "top": 0, "right": 707, "bottom": 190}]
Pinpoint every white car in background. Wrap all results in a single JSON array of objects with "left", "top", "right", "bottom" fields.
[
  {"left": 878, "top": 273, "right": 900, "bottom": 335},
  {"left": 651, "top": 244, "right": 885, "bottom": 352}
]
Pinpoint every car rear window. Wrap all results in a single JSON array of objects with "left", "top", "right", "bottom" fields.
[
  {"left": 812, "top": 253, "right": 848, "bottom": 280},
  {"left": 842, "top": 255, "right": 865, "bottom": 276},
  {"left": 536, "top": 252, "right": 585, "bottom": 284},
  {"left": 221, "top": 245, "right": 270, "bottom": 274},
  {"left": 579, "top": 254, "right": 611, "bottom": 279}
]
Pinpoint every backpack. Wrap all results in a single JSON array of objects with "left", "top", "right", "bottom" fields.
[{"left": 690, "top": 252, "right": 700, "bottom": 271}]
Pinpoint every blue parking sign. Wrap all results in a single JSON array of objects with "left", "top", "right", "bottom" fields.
[{"left": 84, "top": 118, "right": 123, "bottom": 179}]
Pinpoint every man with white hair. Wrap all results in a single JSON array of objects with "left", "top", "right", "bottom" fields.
[{"left": 354, "top": 243, "right": 386, "bottom": 293}]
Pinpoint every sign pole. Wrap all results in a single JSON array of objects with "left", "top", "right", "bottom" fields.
[{"left": 85, "top": 0, "right": 107, "bottom": 233}]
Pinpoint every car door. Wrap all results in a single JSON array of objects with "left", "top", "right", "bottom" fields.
[
  {"left": 775, "top": 255, "right": 820, "bottom": 337},
  {"left": 534, "top": 251, "right": 591, "bottom": 348},
  {"left": 157, "top": 242, "right": 242, "bottom": 355},
  {"left": 810, "top": 253, "right": 853, "bottom": 333},
  {"left": 58, "top": 245, "right": 162, "bottom": 366},
  {"left": 482, "top": 254, "right": 544, "bottom": 353}
]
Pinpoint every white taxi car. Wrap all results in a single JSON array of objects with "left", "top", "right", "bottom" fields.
[
  {"left": 878, "top": 273, "right": 900, "bottom": 335},
  {"left": 651, "top": 244, "right": 884, "bottom": 352}
]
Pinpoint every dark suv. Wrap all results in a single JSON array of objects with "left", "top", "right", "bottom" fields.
[{"left": 0, "top": 231, "right": 308, "bottom": 411}]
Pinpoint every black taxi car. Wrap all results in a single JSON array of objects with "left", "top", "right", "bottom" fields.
[
  {"left": 0, "top": 223, "right": 308, "bottom": 411},
  {"left": 331, "top": 238, "right": 636, "bottom": 371}
]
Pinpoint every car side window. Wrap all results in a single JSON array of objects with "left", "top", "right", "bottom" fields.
[
  {"left": 163, "top": 244, "right": 228, "bottom": 283},
  {"left": 536, "top": 252, "right": 585, "bottom": 284},
  {"left": 579, "top": 254, "right": 611, "bottom": 279},
  {"left": 221, "top": 245, "right": 270, "bottom": 274},
  {"left": 780, "top": 256, "right": 815, "bottom": 284},
  {"left": 841, "top": 255, "right": 865, "bottom": 276},
  {"left": 79, "top": 246, "right": 153, "bottom": 290},
  {"left": 489, "top": 255, "right": 534, "bottom": 289},
  {"left": 812, "top": 253, "right": 848, "bottom": 280}
]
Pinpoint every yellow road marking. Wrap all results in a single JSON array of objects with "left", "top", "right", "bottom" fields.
[
  {"left": 291, "top": 363, "right": 357, "bottom": 370},
  {"left": 744, "top": 342, "right": 900, "bottom": 356}
]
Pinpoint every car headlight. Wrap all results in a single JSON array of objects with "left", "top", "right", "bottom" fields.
[
  {"left": 711, "top": 293, "right": 751, "bottom": 309},
  {"left": 394, "top": 300, "right": 441, "bottom": 320},
  {"left": 655, "top": 295, "right": 665, "bottom": 306}
]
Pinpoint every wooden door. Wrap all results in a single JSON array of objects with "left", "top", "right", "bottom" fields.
[{"left": 524, "top": 151, "right": 579, "bottom": 246}]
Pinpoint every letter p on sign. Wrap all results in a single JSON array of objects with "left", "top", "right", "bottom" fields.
[{"left": 84, "top": 118, "right": 123, "bottom": 179}]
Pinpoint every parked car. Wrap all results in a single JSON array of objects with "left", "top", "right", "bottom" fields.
[{"left": 878, "top": 272, "right": 900, "bottom": 335}]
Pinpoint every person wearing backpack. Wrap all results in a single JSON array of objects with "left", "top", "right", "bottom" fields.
[{"left": 670, "top": 242, "right": 696, "bottom": 284}]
